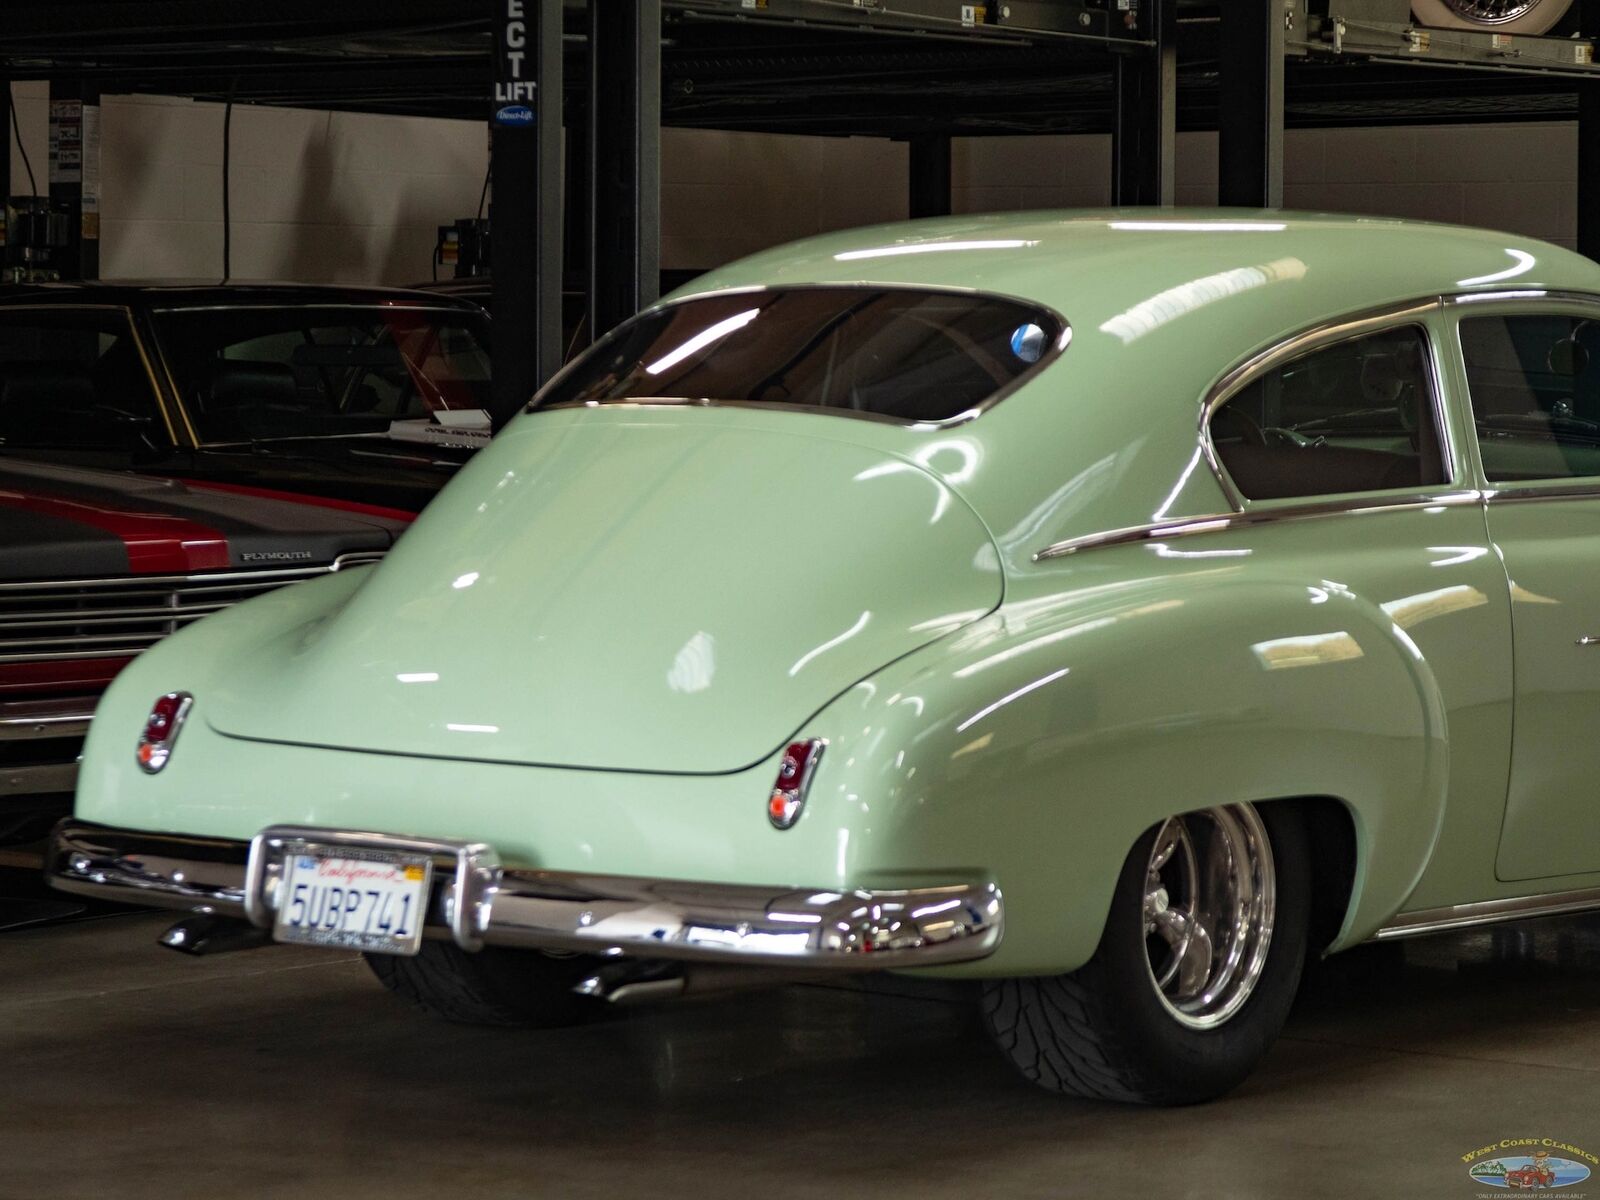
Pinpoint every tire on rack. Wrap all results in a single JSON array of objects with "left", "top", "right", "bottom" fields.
[
  {"left": 1410, "top": 0, "right": 1574, "bottom": 34},
  {"left": 366, "top": 940, "right": 608, "bottom": 1028},
  {"left": 982, "top": 801, "right": 1310, "bottom": 1105}
]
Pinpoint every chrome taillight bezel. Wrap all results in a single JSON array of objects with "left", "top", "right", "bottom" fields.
[
  {"left": 768, "top": 738, "right": 826, "bottom": 830},
  {"left": 136, "top": 692, "right": 193, "bottom": 774}
]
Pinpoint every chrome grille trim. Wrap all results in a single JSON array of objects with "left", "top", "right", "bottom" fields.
[{"left": 0, "top": 554, "right": 383, "bottom": 666}]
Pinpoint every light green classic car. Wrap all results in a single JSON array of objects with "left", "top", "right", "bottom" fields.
[{"left": 49, "top": 211, "right": 1600, "bottom": 1103}]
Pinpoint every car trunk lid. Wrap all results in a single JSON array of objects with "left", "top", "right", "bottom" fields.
[{"left": 203, "top": 408, "right": 1001, "bottom": 773}]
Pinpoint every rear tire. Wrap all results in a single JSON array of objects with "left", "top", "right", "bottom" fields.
[
  {"left": 365, "top": 941, "right": 606, "bottom": 1028},
  {"left": 982, "top": 803, "right": 1309, "bottom": 1104},
  {"left": 1410, "top": 0, "right": 1573, "bottom": 34}
]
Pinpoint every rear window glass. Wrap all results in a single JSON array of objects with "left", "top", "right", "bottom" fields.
[
  {"left": 534, "top": 288, "right": 1065, "bottom": 424},
  {"left": 154, "top": 306, "right": 492, "bottom": 443}
]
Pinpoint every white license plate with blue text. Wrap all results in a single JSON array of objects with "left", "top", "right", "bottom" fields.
[{"left": 273, "top": 845, "right": 433, "bottom": 956}]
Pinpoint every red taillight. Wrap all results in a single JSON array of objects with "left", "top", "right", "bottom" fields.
[
  {"left": 136, "top": 692, "right": 193, "bottom": 774},
  {"left": 768, "top": 738, "right": 825, "bottom": 830}
]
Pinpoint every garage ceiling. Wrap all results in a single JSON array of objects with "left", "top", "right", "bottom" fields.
[{"left": 0, "top": 0, "right": 1589, "bottom": 134}]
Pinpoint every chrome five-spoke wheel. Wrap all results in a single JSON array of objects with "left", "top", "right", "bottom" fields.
[
  {"left": 1142, "top": 804, "right": 1276, "bottom": 1030},
  {"left": 982, "top": 800, "right": 1309, "bottom": 1104}
]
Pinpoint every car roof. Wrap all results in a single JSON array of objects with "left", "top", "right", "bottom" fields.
[
  {"left": 0, "top": 280, "right": 485, "bottom": 311},
  {"left": 665, "top": 210, "right": 1600, "bottom": 563},
  {"left": 672, "top": 208, "right": 1600, "bottom": 332}
]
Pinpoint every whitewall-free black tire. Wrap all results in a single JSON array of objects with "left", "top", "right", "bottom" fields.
[{"left": 982, "top": 802, "right": 1309, "bottom": 1105}]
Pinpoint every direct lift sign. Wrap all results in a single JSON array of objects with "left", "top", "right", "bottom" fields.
[{"left": 494, "top": 0, "right": 536, "bottom": 126}]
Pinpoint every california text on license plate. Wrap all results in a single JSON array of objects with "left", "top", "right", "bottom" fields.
[{"left": 273, "top": 845, "right": 433, "bottom": 956}]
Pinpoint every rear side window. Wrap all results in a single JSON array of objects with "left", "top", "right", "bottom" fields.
[
  {"left": 1211, "top": 325, "right": 1447, "bottom": 502},
  {"left": 1459, "top": 313, "right": 1600, "bottom": 482},
  {"left": 0, "top": 309, "right": 164, "bottom": 451},
  {"left": 536, "top": 288, "right": 1066, "bottom": 424}
]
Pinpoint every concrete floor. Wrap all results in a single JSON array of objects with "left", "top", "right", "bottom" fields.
[{"left": 5, "top": 876, "right": 1600, "bottom": 1199}]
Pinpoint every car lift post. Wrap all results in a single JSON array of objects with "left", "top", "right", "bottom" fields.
[
  {"left": 1218, "top": 0, "right": 1286, "bottom": 208},
  {"left": 46, "top": 77, "right": 99, "bottom": 280},
  {"left": 1112, "top": 0, "right": 1177, "bottom": 206},
  {"left": 490, "top": 0, "right": 562, "bottom": 429},
  {"left": 588, "top": 0, "right": 661, "bottom": 346},
  {"left": 1581, "top": 0, "right": 1600, "bottom": 262},
  {"left": 909, "top": 135, "right": 953, "bottom": 219}
]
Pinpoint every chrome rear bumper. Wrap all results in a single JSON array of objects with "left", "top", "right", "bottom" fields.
[{"left": 48, "top": 820, "right": 1003, "bottom": 969}]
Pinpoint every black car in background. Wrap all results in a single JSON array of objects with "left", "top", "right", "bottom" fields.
[{"left": 0, "top": 282, "right": 493, "bottom": 514}]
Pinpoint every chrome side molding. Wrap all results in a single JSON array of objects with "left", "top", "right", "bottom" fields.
[
  {"left": 1033, "top": 490, "right": 1484, "bottom": 561},
  {"left": 1372, "top": 887, "right": 1600, "bottom": 941}
]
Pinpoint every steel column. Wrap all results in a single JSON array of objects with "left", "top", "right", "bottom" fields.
[
  {"left": 1581, "top": 0, "right": 1600, "bottom": 261},
  {"left": 1112, "top": 0, "right": 1176, "bottom": 206},
  {"left": 1218, "top": 1, "right": 1285, "bottom": 209},
  {"left": 489, "top": 0, "right": 562, "bottom": 429},
  {"left": 1, "top": 79, "right": 11, "bottom": 211},
  {"left": 588, "top": 0, "right": 661, "bottom": 344},
  {"left": 46, "top": 78, "right": 100, "bottom": 279},
  {"left": 908, "top": 134, "right": 952, "bottom": 219}
]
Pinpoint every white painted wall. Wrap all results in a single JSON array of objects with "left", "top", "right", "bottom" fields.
[{"left": 3, "top": 80, "right": 1587, "bottom": 279}]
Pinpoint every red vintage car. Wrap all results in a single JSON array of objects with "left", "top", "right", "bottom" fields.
[
  {"left": 1506, "top": 1163, "right": 1556, "bottom": 1189},
  {"left": 0, "top": 458, "right": 410, "bottom": 841}
]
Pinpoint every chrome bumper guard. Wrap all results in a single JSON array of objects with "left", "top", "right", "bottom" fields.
[{"left": 48, "top": 820, "right": 1004, "bottom": 969}]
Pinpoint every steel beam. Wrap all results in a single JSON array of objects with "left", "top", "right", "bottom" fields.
[
  {"left": 908, "top": 134, "right": 952, "bottom": 219},
  {"left": 489, "top": 0, "right": 562, "bottom": 430},
  {"left": 1581, "top": 0, "right": 1600, "bottom": 262},
  {"left": 1112, "top": 0, "right": 1176, "bottom": 206},
  {"left": 46, "top": 77, "right": 99, "bottom": 279},
  {"left": 1218, "top": 0, "right": 1286, "bottom": 208},
  {"left": 588, "top": 0, "right": 661, "bottom": 345}
]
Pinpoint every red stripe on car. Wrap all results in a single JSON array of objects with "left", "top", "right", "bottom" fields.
[
  {"left": 0, "top": 490, "right": 230, "bottom": 573},
  {"left": 177, "top": 479, "right": 417, "bottom": 524},
  {"left": 0, "top": 657, "right": 132, "bottom": 695}
]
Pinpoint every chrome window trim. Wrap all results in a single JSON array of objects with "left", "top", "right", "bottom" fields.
[
  {"left": 1446, "top": 288, "right": 1600, "bottom": 500},
  {"left": 529, "top": 281, "right": 1073, "bottom": 431},
  {"left": 1033, "top": 490, "right": 1484, "bottom": 561},
  {"left": 1198, "top": 298, "right": 1452, "bottom": 514}
]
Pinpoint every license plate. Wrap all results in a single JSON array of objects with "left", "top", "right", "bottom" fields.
[{"left": 272, "top": 844, "right": 433, "bottom": 956}]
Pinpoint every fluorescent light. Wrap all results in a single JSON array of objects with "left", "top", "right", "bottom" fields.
[
  {"left": 645, "top": 308, "right": 760, "bottom": 375},
  {"left": 833, "top": 239, "right": 1037, "bottom": 261},
  {"left": 1110, "top": 221, "right": 1287, "bottom": 233}
]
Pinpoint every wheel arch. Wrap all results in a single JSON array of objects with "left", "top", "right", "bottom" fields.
[{"left": 815, "top": 573, "right": 1448, "bottom": 976}]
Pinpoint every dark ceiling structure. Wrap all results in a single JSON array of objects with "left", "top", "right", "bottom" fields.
[{"left": 1, "top": 0, "right": 1592, "bottom": 135}]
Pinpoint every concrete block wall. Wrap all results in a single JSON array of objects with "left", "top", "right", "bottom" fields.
[{"left": 3, "top": 78, "right": 1587, "bottom": 278}]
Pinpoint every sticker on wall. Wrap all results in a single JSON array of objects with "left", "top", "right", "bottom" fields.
[
  {"left": 494, "top": 105, "right": 535, "bottom": 127},
  {"left": 1463, "top": 1140, "right": 1597, "bottom": 1190}
]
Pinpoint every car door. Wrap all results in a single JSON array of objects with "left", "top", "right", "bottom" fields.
[
  {"left": 1453, "top": 297, "right": 1600, "bottom": 881},
  {"left": 0, "top": 305, "right": 181, "bottom": 471}
]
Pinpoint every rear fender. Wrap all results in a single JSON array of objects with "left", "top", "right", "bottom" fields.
[{"left": 805, "top": 575, "right": 1448, "bottom": 975}]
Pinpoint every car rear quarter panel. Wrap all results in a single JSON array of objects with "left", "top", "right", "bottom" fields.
[{"left": 794, "top": 501, "right": 1515, "bottom": 974}]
